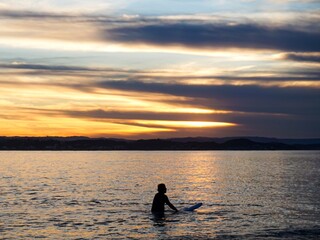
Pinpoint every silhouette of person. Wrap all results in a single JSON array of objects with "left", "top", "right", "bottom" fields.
[{"left": 151, "top": 183, "right": 178, "bottom": 213}]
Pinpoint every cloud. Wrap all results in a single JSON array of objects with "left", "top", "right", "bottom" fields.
[
  {"left": 268, "top": 0, "right": 319, "bottom": 3},
  {"left": 0, "top": 1, "right": 125, "bottom": 15},
  {"left": 106, "top": 22, "right": 320, "bottom": 52},
  {"left": 284, "top": 52, "right": 320, "bottom": 63},
  {"left": 0, "top": 9, "right": 72, "bottom": 19},
  {"left": 1, "top": 61, "right": 319, "bottom": 136},
  {"left": 96, "top": 80, "right": 320, "bottom": 115},
  {"left": 1, "top": 9, "right": 319, "bottom": 53},
  {"left": 1, "top": 63, "right": 319, "bottom": 82},
  {"left": 184, "top": 74, "right": 320, "bottom": 82},
  {"left": 0, "top": 9, "right": 134, "bottom": 23},
  {"left": 0, "top": 63, "right": 93, "bottom": 71},
  {"left": 45, "top": 107, "right": 320, "bottom": 138},
  {"left": 1, "top": 60, "right": 319, "bottom": 137},
  {"left": 1, "top": 6, "right": 319, "bottom": 138},
  {"left": 61, "top": 108, "right": 229, "bottom": 122}
]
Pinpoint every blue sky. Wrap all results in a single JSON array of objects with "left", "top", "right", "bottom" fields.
[
  {"left": 3, "top": 0, "right": 318, "bottom": 14},
  {"left": 0, "top": 0, "right": 319, "bottom": 138}
]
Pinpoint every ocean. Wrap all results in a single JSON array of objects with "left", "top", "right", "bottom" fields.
[{"left": 0, "top": 151, "right": 319, "bottom": 239}]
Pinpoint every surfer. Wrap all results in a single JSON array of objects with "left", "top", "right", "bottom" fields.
[{"left": 151, "top": 183, "right": 178, "bottom": 213}]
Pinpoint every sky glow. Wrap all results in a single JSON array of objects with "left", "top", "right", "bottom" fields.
[{"left": 0, "top": 0, "right": 319, "bottom": 138}]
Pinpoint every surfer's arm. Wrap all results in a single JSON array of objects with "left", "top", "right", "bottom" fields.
[{"left": 165, "top": 196, "right": 178, "bottom": 211}]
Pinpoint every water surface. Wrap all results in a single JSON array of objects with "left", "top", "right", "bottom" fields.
[{"left": 0, "top": 151, "right": 319, "bottom": 239}]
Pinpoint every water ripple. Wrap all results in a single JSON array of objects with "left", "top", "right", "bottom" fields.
[{"left": 0, "top": 151, "right": 319, "bottom": 239}]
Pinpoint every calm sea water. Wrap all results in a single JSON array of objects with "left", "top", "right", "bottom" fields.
[{"left": 0, "top": 151, "right": 319, "bottom": 239}]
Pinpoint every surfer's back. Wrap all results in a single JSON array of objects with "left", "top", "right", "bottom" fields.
[
  {"left": 151, "top": 192, "right": 167, "bottom": 212},
  {"left": 151, "top": 183, "right": 178, "bottom": 212}
]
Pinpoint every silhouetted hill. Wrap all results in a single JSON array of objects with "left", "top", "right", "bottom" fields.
[
  {"left": 168, "top": 136, "right": 320, "bottom": 145},
  {"left": 0, "top": 136, "right": 319, "bottom": 150}
]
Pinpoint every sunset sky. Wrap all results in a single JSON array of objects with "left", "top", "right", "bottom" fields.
[{"left": 0, "top": 0, "right": 319, "bottom": 139}]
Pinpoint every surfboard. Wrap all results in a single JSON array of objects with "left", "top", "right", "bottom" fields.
[{"left": 183, "top": 203, "right": 202, "bottom": 211}]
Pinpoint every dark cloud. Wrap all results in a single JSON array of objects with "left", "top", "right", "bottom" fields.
[
  {"left": 0, "top": 63, "right": 140, "bottom": 77},
  {"left": 166, "top": 74, "right": 320, "bottom": 82},
  {"left": 0, "top": 9, "right": 136, "bottom": 24},
  {"left": 0, "top": 9, "right": 71, "bottom": 19},
  {"left": 1, "top": 61, "right": 319, "bottom": 137},
  {"left": 0, "top": 63, "right": 93, "bottom": 71},
  {"left": 0, "top": 62, "right": 146, "bottom": 72},
  {"left": 62, "top": 108, "right": 316, "bottom": 124},
  {"left": 1, "top": 62, "right": 318, "bottom": 117},
  {"left": 59, "top": 108, "right": 320, "bottom": 138},
  {"left": 2, "top": 63, "right": 319, "bottom": 82},
  {"left": 2, "top": 9, "right": 319, "bottom": 52},
  {"left": 14, "top": 104, "right": 320, "bottom": 138},
  {"left": 107, "top": 22, "right": 320, "bottom": 52},
  {"left": 97, "top": 80, "right": 320, "bottom": 115},
  {"left": 2, "top": 83, "right": 318, "bottom": 139},
  {"left": 284, "top": 53, "right": 320, "bottom": 63},
  {"left": 63, "top": 109, "right": 227, "bottom": 121}
]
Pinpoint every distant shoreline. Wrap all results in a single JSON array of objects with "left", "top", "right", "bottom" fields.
[{"left": 1, "top": 136, "right": 319, "bottom": 151}]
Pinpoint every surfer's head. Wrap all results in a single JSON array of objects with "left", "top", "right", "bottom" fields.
[{"left": 157, "top": 183, "right": 167, "bottom": 193}]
